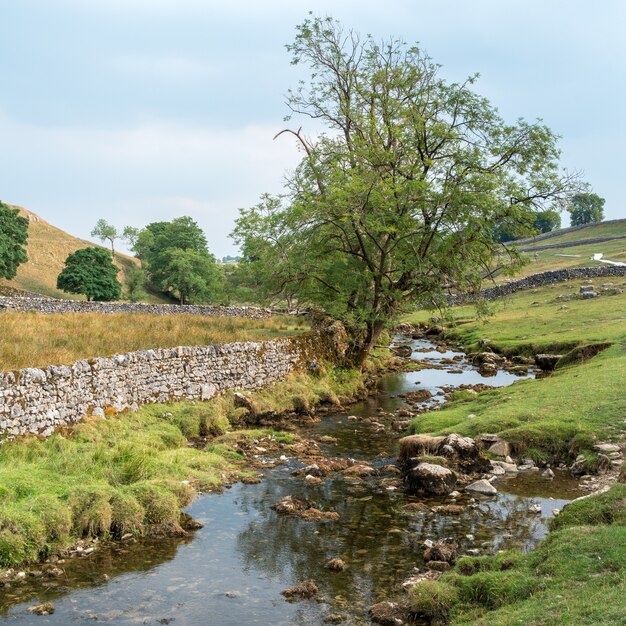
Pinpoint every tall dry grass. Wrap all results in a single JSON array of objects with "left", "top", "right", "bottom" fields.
[{"left": 0, "top": 312, "right": 308, "bottom": 371}]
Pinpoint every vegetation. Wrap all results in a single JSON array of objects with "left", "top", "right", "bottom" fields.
[
  {"left": 415, "top": 485, "right": 626, "bottom": 625},
  {"left": 131, "top": 216, "right": 222, "bottom": 304},
  {"left": 568, "top": 192, "right": 605, "bottom": 225},
  {"left": 0, "top": 364, "right": 367, "bottom": 570},
  {"left": 232, "top": 16, "right": 577, "bottom": 367},
  {"left": 405, "top": 278, "right": 626, "bottom": 459},
  {"left": 0, "top": 201, "right": 29, "bottom": 280},
  {"left": 0, "top": 312, "right": 308, "bottom": 370},
  {"left": 90, "top": 218, "right": 119, "bottom": 257},
  {"left": 57, "top": 247, "right": 122, "bottom": 302},
  {"left": 0, "top": 205, "right": 171, "bottom": 301}
]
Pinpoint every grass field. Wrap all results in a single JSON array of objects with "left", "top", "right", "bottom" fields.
[
  {"left": 489, "top": 219, "right": 626, "bottom": 282},
  {"left": 0, "top": 205, "right": 171, "bottom": 302},
  {"left": 0, "top": 312, "right": 309, "bottom": 371},
  {"left": 0, "top": 364, "right": 366, "bottom": 570},
  {"left": 404, "top": 278, "right": 626, "bottom": 460}
]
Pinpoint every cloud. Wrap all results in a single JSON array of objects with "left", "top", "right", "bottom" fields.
[
  {"left": 109, "top": 54, "right": 223, "bottom": 82},
  {"left": 0, "top": 109, "right": 303, "bottom": 256}
]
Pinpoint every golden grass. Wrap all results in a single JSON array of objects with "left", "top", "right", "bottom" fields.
[{"left": 0, "top": 312, "right": 309, "bottom": 371}]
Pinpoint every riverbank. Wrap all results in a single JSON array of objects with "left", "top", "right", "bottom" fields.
[
  {"left": 403, "top": 277, "right": 626, "bottom": 466},
  {"left": 0, "top": 363, "right": 369, "bottom": 575},
  {"left": 399, "top": 276, "right": 625, "bottom": 625},
  {"left": 407, "top": 484, "right": 626, "bottom": 625}
]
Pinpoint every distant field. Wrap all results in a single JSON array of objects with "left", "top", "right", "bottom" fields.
[
  {"left": 0, "top": 312, "right": 309, "bottom": 371},
  {"left": 491, "top": 220, "right": 626, "bottom": 282},
  {"left": 517, "top": 219, "right": 626, "bottom": 247},
  {"left": 1, "top": 205, "right": 171, "bottom": 303}
]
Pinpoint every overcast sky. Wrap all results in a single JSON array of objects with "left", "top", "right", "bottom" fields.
[{"left": 1, "top": 0, "right": 624, "bottom": 257}]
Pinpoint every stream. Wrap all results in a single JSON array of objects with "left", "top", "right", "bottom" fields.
[{"left": 0, "top": 338, "right": 582, "bottom": 625}]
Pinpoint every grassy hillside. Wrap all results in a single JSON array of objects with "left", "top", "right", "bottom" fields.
[
  {"left": 491, "top": 219, "right": 626, "bottom": 282},
  {"left": 1, "top": 205, "right": 170, "bottom": 302},
  {"left": 404, "top": 277, "right": 626, "bottom": 459}
]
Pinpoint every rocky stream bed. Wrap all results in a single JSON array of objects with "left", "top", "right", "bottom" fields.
[{"left": 0, "top": 335, "right": 604, "bottom": 625}]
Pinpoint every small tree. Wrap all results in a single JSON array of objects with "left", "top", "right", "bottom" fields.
[
  {"left": 57, "top": 247, "right": 121, "bottom": 301},
  {"left": 0, "top": 201, "right": 29, "bottom": 279},
  {"left": 91, "top": 219, "right": 119, "bottom": 257},
  {"left": 568, "top": 193, "right": 605, "bottom": 225},
  {"left": 124, "top": 264, "right": 147, "bottom": 302}
]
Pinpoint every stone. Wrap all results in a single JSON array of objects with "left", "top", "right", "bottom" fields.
[
  {"left": 281, "top": 580, "right": 318, "bottom": 600},
  {"left": 465, "top": 479, "right": 497, "bottom": 495},
  {"left": 405, "top": 462, "right": 457, "bottom": 496},
  {"left": 534, "top": 354, "right": 562, "bottom": 371},
  {"left": 368, "top": 601, "right": 409, "bottom": 625},
  {"left": 528, "top": 503, "right": 542, "bottom": 514},
  {"left": 594, "top": 443, "right": 621, "bottom": 454},
  {"left": 488, "top": 440, "right": 511, "bottom": 457},
  {"left": 424, "top": 537, "right": 458, "bottom": 564},
  {"left": 542, "top": 468, "right": 555, "bottom": 479},
  {"left": 27, "top": 603, "right": 55, "bottom": 616},
  {"left": 325, "top": 558, "right": 346, "bottom": 571}
]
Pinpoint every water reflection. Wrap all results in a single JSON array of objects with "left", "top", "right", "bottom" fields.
[{"left": 0, "top": 338, "right": 577, "bottom": 625}]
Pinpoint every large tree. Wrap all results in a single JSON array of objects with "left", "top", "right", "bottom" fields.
[
  {"left": 233, "top": 17, "right": 576, "bottom": 366},
  {"left": 0, "top": 202, "right": 29, "bottom": 280},
  {"left": 130, "top": 216, "right": 221, "bottom": 303},
  {"left": 57, "top": 247, "right": 121, "bottom": 301},
  {"left": 568, "top": 192, "right": 605, "bottom": 226}
]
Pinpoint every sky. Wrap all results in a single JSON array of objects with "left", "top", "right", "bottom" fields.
[{"left": 1, "top": 0, "right": 624, "bottom": 257}]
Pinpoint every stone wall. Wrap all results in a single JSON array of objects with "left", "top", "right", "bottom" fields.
[
  {"left": 0, "top": 318, "right": 348, "bottom": 442},
  {"left": 449, "top": 266, "right": 626, "bottom": 305},
  {"left": 0, "top": 297, "right": 272, "bottom": 319}
]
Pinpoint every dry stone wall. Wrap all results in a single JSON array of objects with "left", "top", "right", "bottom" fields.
[
  {"left": 0, "top": 297, "right": 272, "bottom": 319},
  {"left": 0, "top": 318, "right": 348, "bottom": 442},
  {"left": 449, "top": 266, "right": 626, "bottom": 304}
]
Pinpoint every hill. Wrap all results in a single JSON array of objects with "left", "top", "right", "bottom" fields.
[
  {"left": 1, "top": 205, "right": 170, "bottom": 302},
  {"left": 491, "top": 219, "right": 626, "bottom": 282}
]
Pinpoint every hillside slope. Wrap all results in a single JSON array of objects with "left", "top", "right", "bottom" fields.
[
  {"left": 492, "top": 219, "right": 626, "bottom": 282},
  {"left": 1, "top": 205, "right": 169, "bottom": 301}
]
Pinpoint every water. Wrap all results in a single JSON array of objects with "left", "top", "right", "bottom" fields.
[{"left": 0, "top": 338, "right": 581, "bottom": 625}]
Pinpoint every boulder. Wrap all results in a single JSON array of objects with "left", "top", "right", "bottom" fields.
[
  {"left": 465, "top": 479, "right": 497, "bottom": 495},
  {"left": 391, "top": 344, "right": 413, "bottom": 357},
  {"left": 424, "top": 537, "right": 458, "bottom": 564},
  {"left": 405, "top": 462, "right": 457, "bottom": 495},
  {"left": 368, "top": 601, "right": 409, "bottom": 625},
  {"left": 488, "top": 439, "right": 511, "bottom": 457},
  {"left": 534, "top": 354, "right": 562, "bottom": 371}
]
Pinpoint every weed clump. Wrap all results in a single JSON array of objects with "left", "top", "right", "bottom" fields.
[{"left": 409, "top": 580, "right": 457, "bottom": 624}]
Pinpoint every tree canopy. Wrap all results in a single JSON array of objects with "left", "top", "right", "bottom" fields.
[
  {"left": 0, "top": 202, "right": 29, "bottom": 280},
  {"left": 91, "top": 219, "right": 119, "bottom": 257},
  {"left": 131, "top": 217, "right": 221, "bottom": 304},
  {"left": 568, "top": 193, "right": 605, "bottom": 226},
  {"left": 233, "top": 16, "right": 576, "bottom": 365},
  {"left": 57, "top": 247, "right": 121, "bottom": 301}
]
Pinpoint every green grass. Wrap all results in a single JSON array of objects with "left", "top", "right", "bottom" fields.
[
  {"left": 0, "top": 311, "right": 309, "bottom": 370},
  {"left": 0, "top": 362, "right": 367, "bottom": 571},
  {"left": 519, "top": 219, "right": 626, "bottom": 247},
  {"left": 404, "top": 279, "right": 626, "bottom": 459},
  {"left": 418, "top": 485, "right": 626, "bottom": 625}
]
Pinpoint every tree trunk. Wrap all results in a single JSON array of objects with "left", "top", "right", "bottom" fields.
[{"left": 349, "top": 320, "right": 385, "bottom": 370}]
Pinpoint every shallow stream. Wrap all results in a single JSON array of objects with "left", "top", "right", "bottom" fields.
[{"left": 0, "top": 338, "right": 582, "bottom": 625}]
